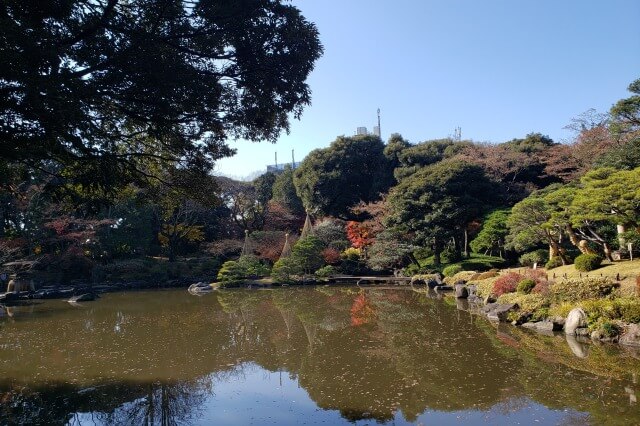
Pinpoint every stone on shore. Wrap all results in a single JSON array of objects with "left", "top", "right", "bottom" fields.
[
  {"left": 484, "top": 303, "right": 518, "bottom": 322},
  {"left": 564, "top": 308, "right": 587, "bottom": 335},
  {"left": 454, "top": 284, "right": 468, "bottom": 299},
  {"left": 619, "top": 324, "right": 640, "bottom": 348}
]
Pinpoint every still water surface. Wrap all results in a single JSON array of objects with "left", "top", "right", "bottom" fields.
[{"left": 0, "top": 287, "right": 638, "bottom": 425}]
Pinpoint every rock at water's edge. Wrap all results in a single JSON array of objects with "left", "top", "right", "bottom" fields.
[
  {"left": 619, "top": 324, "right": 640, "bottom": 348},
  {"left": 565, "top": 308, "right": 587, "bottom": 335},
  {"left": 454, "top": 284, "right": 468, "bottom": 299}
]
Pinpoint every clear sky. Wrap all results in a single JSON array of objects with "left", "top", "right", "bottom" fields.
[{"left": 214, "top": 0, "right": 640, "bottom": 179}]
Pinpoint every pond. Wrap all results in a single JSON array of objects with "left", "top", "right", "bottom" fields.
[{"left": 0, "top": 287, "right": 638, "bottom": 425}]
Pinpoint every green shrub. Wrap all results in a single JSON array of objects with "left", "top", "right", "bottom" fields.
[
  {"left": 590, "top": 318, "right": 622, "bottom": 337},
  {"left": 315, "top": 265, "right": 336, "bottom": 279},
  {"left": 216, "top": 261, "right": 245, "bottom": 283},
  {"left": 551, "top": 277, "right": 619, "bottom": 303},
  {"left": 517, "top": 278, "right": 536, "bottom": 294},
  {"left": 577, "top": 298, "right": 640, "bottom": 325},
  {"left": 498, "top": 292, "right": 550, "bottom": 318},
  {"left": 444, "top": 270, "right": 478, "bottom": 285},
  {"left": 601, "top": 321, "right": 621, "bottom": 337},
  {"left": 403, "top": 264, "right": 434, "bottom": 276},
  {"left": 271, "top": 258, "right": 296, "bottom": 283},
  {"left": 238, "top": 255, "right": 271, "bottom": 277},
  {"left": 614, "top": 298, "right": 640, "bottom": 323},
  {"left": 548, "top": 302, "right": 575, "bottom": 319},
  {"left": 519, "top": 249, "right": 548, "bottom": 267},
  {"left": 545, "top": 256, "right": 563, "bottom": 269},
  {"left": 443, "top": 264, "right": 463, "bottom": 277},
  {"left": 574, "top": 253, "right": 603, "bottom": 272}
]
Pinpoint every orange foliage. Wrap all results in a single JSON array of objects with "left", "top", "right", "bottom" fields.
[
  {"left": 350, "top": 292, "right": 377, "bottom": 326},
  {"left": 346, "top": 221, "right": 374, "bottom": 249}
]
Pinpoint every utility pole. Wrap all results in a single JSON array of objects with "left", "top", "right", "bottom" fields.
[{"left": 377, "top": 108, "right": 381, "bottom": 139}]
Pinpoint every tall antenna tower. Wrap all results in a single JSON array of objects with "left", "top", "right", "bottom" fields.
[
  {"left": 453, "top": 126, "right": 462, "bottom": 142},
  {"left": 377, "top": 108, "right": 381, "bottom": 139}
]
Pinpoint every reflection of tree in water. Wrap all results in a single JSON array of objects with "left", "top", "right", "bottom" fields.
[
  {"left": 2, "top": 288, "right": 640, "bottom": 425},
  {"left": 0, "top": 378, "right": 211, "bottom": 426},
  {"left": 98, "top": 377, "right": 212, "bottom": 426}
]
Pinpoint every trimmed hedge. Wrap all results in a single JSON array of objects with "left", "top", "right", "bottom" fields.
[
  {"left": 442, "top": 264, "right": 463, "bottom": 277},
  {"left": 574, "top": 253, "right": 603, "bottom": 272},
  {"left": 516, "top": 278, "right": 536, "bottom": 294}
]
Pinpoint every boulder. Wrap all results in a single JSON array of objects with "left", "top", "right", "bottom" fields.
[
  {"left": 522, "top": 321, "right": 554, "bottom": 333},
  {"left": 564, "top": 308, "right": 587, "bottom": 335},
  {"left": 485, "top": 303, "right": 518, "bottom": 322},
  {"left": 466, "top": 285, "right": 477, "bottom": 297},
  {"left": 619, "top": 324, "right": 640, "bottom": 348},
  {"left": 454, "top": 284, "right": 468, "bottom": 299},
  {"left": 483, "top": 294, "right": 496, "bottom": 304}
]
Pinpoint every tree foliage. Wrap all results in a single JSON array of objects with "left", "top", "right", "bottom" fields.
[
  {"left": 386, "top": 160, "right": 495, "bottom": 264},
  {"left": 0, "top": 0, "right": 322, "bottom": 188},
  {"left": 293, "top": 135, "right": 393, "bottom": 219},
  {"left": 470, "top": 209, "right": 510, "bottom": 257}
]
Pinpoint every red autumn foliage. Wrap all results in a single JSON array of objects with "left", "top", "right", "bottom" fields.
[
  {"left": 322, "top": 247, "right": 341, "bottom": 265},
  {"left": 492, "top": 269, "right": 551, "bottom": 297},
  {"left": 346, "top": 221, "right": 374, "bottom": 249},
  {"left": 263, "top": 200, "right": 305, "bottom": 233},
  {"left": 492, "top": 272, "right": 523, "bottom": 297},
  {"left": 350, "top": 292, "right": 376, "bottom": 326}
]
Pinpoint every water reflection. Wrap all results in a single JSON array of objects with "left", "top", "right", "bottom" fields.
[{"left": 0, "top": 287, "right": 638, "bottom": 425}]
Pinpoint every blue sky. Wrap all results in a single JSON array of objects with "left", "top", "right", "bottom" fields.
[{"left": 215, "top": 0, "right": 640, "bottom": 179}]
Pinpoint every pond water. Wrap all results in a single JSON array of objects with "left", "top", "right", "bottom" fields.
[{"left": 0, "top": 287, "right": 638, "bottom": 425}]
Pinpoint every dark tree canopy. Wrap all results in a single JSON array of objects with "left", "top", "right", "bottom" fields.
[
  {"left": 386, "top": 160, "right": 496, "bottom": 264},
  {"left": 0, "top": 0, "right": 322, "bottom": 188},
  {"left": 393, "top": 138, "right": 471, "bottom": 181},
  {"left": 293, "top": 135, "right": 393, "bottom": 219}
]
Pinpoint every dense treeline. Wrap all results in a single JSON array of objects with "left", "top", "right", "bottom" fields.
[
  {"left": 1, "top": 69, "right": 638, "bottom": 281},
  {"left": 0, "top": 0, "right": 323, "bottom": 282}
]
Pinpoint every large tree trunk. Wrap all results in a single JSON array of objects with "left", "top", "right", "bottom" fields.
[
  {"left": 433, "top": 238, "right": 442, "bottom": 266},
  {"left": 603, "top": 242, "right": 614, "bottom": 262},
  {"left": 452, "top": 235, "right": 461, "bottom": 261},
  {"left": 463, "top": 228, "right": 470, "bottom": 258},
  {"left": 547, "top": 232, "right": 568, "bottom": 265},
  {"left": 617, "top": 224, "right": 626, "bottom": 250},
  {"left": 565, "top": 225, "right": 594, "bottom": 254}
]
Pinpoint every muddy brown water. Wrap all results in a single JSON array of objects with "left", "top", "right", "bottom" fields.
[{"left": 0, "top": 287, "right": 638, "bottom": 425}]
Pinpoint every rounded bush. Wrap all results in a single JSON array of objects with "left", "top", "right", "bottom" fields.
[
  {"left": 545, "top": 256, "right": 563, "bottom": 270},
  {"left": 315, "top": 265, "right": 336, "bottom": 279},
  {"left": 217, "top": 260, "right": 244, "bottom": 282},
  {"left": 516, "top": 278, "right": 536, "bottom": 294},
  {"left": 519, "top": 249, "right": 547, "bottom": 267},
  {"left": 443, "top": 264, "right": 463, "bottom": 277},
  {"left": 574, "top": 253, "right": 603, "bottom": 272}
]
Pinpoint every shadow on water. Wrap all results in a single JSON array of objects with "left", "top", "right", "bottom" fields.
[{"left": 0, "top": 287, "right": 637, "bottom": 425}]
